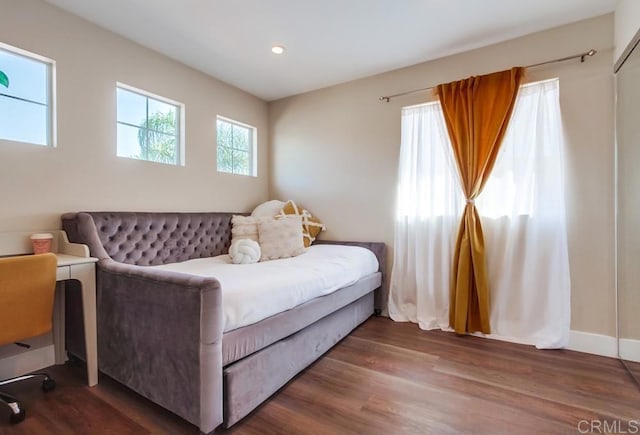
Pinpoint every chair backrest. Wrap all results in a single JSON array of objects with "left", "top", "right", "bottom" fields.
[{"left": 0, "top": 253, "right": 57, "bottom": 346}]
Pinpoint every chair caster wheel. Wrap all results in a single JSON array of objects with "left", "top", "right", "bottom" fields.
[
  {"left": 10, "top": 408, "right": 25, "bottom": 424},
  {"left": 42, "top": 378, "right": 56, "bottom": 392}
]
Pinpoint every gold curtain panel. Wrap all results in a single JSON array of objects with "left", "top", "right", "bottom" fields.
[{"left": 436, "top": 67, "right": 524, "bottom": 334}]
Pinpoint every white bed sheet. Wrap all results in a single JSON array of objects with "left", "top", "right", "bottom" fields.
[{"left": 150, "top": 244, "right": 379, "bottom": 332}]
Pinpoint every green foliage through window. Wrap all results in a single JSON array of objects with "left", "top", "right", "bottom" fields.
[
  {"left": 116, "top": 85, "right": 181, "bottom": 165},
  {"left": 137, "top": 111, "right": 177, "bottom": 164},
  {"left": 0, "top": 70, "right": 8, "bottom": 88},
  {"left": 0, "top": 45, "right": 52, "bottom": 146},
  {"left": 217, "top": 117, "right": 255, "bottom": 176}
]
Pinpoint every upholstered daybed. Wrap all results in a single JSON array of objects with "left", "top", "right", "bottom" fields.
[{"left": 61, "top": 211, "right": 385, "bottom": 434}]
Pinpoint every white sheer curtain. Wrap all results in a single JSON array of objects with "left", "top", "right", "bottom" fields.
[
  {"left": 389, "top": 79, "right": 571, "bottom": 348},
  {"left": 389, "top": 102, "right": 463, "bottom": 330}
]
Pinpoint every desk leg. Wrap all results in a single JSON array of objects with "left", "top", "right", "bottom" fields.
[
  {"left": 70, "top": 263, "right": 98, "bottom": 387},
  {"left": 52, "top": 282, "right": 66, "bottom": 365}
]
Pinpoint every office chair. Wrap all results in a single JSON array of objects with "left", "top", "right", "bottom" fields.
[{"left": 0, "top": 253, "right": 57, "bottom": 424}]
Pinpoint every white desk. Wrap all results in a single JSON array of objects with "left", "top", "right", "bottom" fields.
[
  {"left": 0, "top": 231, "right": 98, "bottom": 387},
  {"left": 53, "top": 253, "right": 98, "bottom": 387}
]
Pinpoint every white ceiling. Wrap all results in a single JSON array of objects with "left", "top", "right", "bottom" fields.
[{"left": 44, "top": 0, "right": 615, "bottom": 101}]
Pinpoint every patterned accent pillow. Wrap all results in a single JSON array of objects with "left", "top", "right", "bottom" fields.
[
  {"left": 278, "top": 200, "right": 325, "bottom": 247},
  {"left": 258, "top": 215, "right": 306, "bottom": 261}
]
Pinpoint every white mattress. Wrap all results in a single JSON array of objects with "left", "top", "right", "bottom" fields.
[{"left": 150, "top": 244, "right": 379, "bottom": 332}]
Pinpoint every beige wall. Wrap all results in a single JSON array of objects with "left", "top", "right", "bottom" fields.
[
  {"left": 0, "top": 0, "right": 269, "bottom": 232},
  {"left": 614, "top": 0, "right": 640, "bottom": 65},
  {"left": 269, "top": 15, "right": 616, "bottom": 336}
]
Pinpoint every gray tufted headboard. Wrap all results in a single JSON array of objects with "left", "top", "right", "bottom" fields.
[{"left": 62, "top": 212, "right": 241, "bottom": 266}]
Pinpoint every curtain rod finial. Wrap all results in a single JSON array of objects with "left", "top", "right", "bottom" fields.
[
  {"left": 379, "top": 96, "right": 390, "bottom": 103},
  {"left": 582, "top": 49, "right": 597, "bottom": 62}
]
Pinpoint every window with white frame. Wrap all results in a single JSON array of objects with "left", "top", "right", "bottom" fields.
[
  {"left": 216, "top": 116, "right": 256, "bottom": 176},
  {"left": 116, "top": 84, "right": 183, "bottom": 165},
  {"left": 0, "top": 43, "right": 55, "bottom": 146},
  {"left": 397, "top": 78, "right": 564, "bottom": 220},
  {"left": 391, "top": 78, "right": 571, "bottom": 348}
]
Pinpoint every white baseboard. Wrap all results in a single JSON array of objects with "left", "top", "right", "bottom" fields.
[
  {"left": 471, "top": 330, "right": 619, "bottom": 358},
  {"left": 0, "top": 345, "right": 55, "bottom": 380},
  {"left": 567, "top": 330, "right": 618, "bottom": 358},
  {"left": 620, "top": 338, "right": 640, "bottom": 362}
]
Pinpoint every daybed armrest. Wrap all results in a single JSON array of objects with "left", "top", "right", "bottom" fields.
[
  {"left": 96, "top": 258, "right": 223, "bottom": 432},
  {"left": 315, "top": 240, "right": 387, "bottom": 312}
]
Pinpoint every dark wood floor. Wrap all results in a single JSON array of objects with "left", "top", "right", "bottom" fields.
[
  {"left": 1, "top": 317, "right": 638, "bottom": 434},
  {"left": 624, "top": 360, "right": 640, "bottom": 388}
]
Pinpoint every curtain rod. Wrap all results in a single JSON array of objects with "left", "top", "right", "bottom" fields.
[{"left": 378, "top": 48, "right": 597, "bottom": 102}]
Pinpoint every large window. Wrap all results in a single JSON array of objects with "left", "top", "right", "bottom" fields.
[
  {"left": 390, "top": 78, "right": 571, "bottom": 348},
  {"left": 397, "top": 79, "right": 563, "bottom": 219},
  {"left": 216, "top": 116, "right": 256, "bottom": 176},
  {"left": 116, "top": 84, "right": 183, "bottom": 165},
  {"left": 0, "top": 43, "right": 55, "bottom": 146}
]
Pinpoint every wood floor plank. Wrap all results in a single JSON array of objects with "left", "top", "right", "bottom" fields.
[
  {"left": 0, "top": 317, "right": 638, "bottom": 435},
  {"left": 325, "top": 336, "right": 611, "bottom": 428},
  {"left": 624, "top": 360, "right": 640, "bottom": 387},
  {"left": 228, "top": 399, "right": 341, "bottom": 435},
  {"left": 360, "top": 392, "right": 573, "bottom": 435},
  {"left": 352, "top": 320, "right": 629, "bottom": 376},
  {"left": 292, "top": 356, "right": 574, "bottom": 435},
  {"left": 0, "top": 371, "right": 149, "bottom": 435}
]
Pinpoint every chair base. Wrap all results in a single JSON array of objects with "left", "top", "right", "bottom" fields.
[{"left": 0, "top": 373, "right": 56, "bottom": 424}]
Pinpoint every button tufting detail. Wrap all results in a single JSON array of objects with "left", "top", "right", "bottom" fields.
[{"left": 89, "top": 212, "right": 236, "bottom": 265}]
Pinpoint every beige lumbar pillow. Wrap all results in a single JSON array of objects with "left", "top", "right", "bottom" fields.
[
  {"left": 258, "top": 215, "right": 305, "bottom": 261},
  {"left": 231, "top": 215, "right": 262, "bottom": 243}
]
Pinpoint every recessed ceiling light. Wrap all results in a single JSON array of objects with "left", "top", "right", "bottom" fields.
[{"left": 271, "top": 45, "right": 285, "bottom": 55}]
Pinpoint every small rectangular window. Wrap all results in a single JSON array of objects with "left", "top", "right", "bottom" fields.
[
  {"left": 0, "top": 43, "right": 55, "bottom": 146},
  {"left": 116, "top": 84, "right": 183, "bottom": 165},
  {"left": 216, "top": 116, "right": 256, "bottom": 176}
]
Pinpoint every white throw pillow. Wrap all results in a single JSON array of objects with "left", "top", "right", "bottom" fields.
[
  {"left": 229, "top": 238, "right": 261, "bottom": 264},
  {"left": 258, "top": 216, "right": 305, "bottom": 261},
  {"left": 251, "top": 200, "right": 286, "bottom": 217},
  {"left": 231, "top": 215, "right": 262, "bottom": 243}
]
